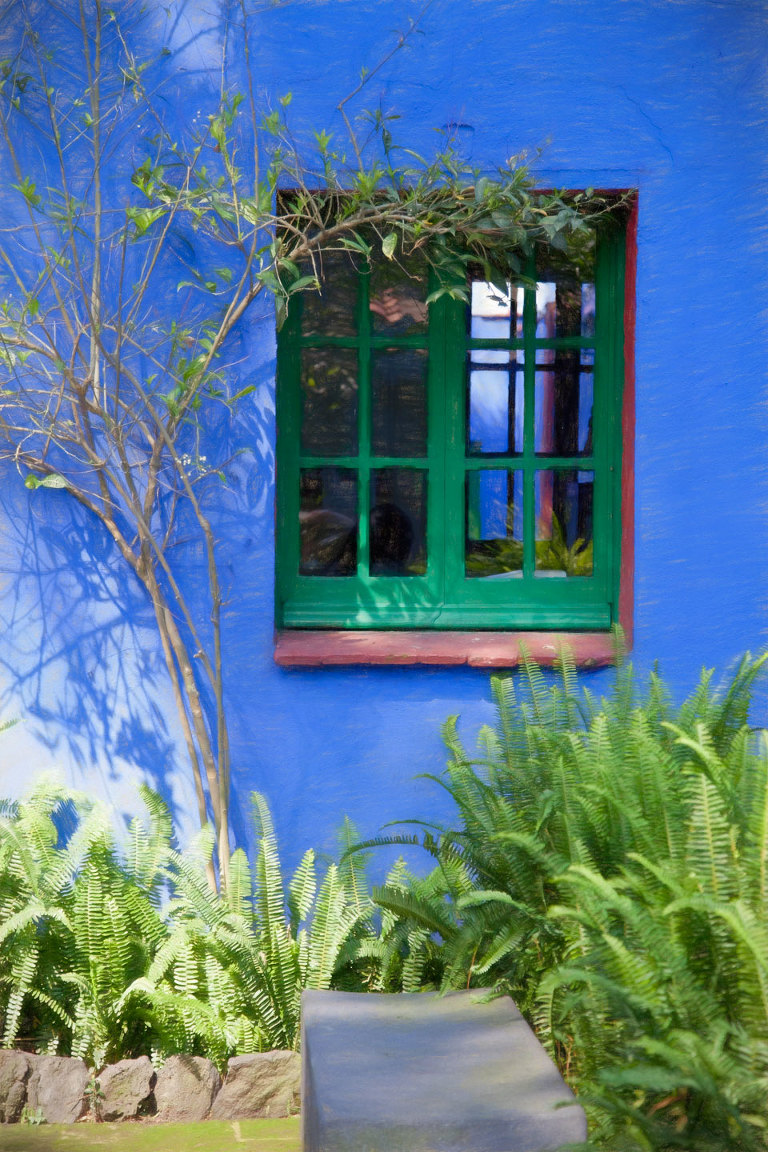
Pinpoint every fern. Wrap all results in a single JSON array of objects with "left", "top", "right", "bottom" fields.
[{"left": 373, "top": 652, "right": 768, "bottom": 1150}]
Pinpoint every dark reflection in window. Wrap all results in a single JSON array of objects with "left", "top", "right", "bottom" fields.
[
  {"left": 534, "top": 351, "right": 593, "bottom": 456},
  {"left": 467, "top": 356, "right": 523, "bottom": 456},
  {"left": 369, "top": 251, "right": 428, "bottom": 336},
  {"left": 300, "top": 251, "right": 359, "bottom": 337},
  {"left": 465, "top": 469, "right": 523, "bottom": 578},
  {"left": 535, "top": 234, "right": 595, "bottom": 339},
  {"left": 301, "top": 348, "right": 358, "bottom": 457},
  {"left": 370, "top": 468, "right": 427, "bottom": 576},
  {"left": 372, "top": 348, "right": 428, "bottom": 458},
  {"left": 535, "top": 469, "right": 593, "bottom": 577},
  {"left": 299, "top": 469, "right": 357, "bottom": 576}
]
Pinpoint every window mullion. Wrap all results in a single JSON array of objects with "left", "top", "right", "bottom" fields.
[
  {"left": 358, "top": 269, "right": 371, "bottom": 579},
  {"left": 442, "top": 291, "right": 466, "bottom": 599},
  {"left": 522, "top": 272, "right": 536, "bottom": 577}
]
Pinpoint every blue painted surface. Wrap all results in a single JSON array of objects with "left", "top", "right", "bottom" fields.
[{"left": 0, "top": 0, "right": 766, "bottom": 869}]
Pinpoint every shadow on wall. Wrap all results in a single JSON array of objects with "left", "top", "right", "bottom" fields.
[
  {"left": 0, "top": 0, "right": 277, "bottom": 835},
  {"left": 0, "top": 474, "right": 189, "bottom": 813},
  {"left": 0, "top": 320, "right": 276, "bottom": 840}
]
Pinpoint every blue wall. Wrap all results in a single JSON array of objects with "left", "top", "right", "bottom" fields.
[{"left": 0, "top": 0, "right": 766, "bottom": 868}]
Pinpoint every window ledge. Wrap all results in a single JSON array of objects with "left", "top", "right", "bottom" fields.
[{"left": 274, "top": 631, "right": 615, "bottom": 668}]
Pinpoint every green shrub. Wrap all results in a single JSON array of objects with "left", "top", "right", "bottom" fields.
[
  {"left": 0, "top": 782, "right": 401, "bottom": 1065},
  {"left": 371, "top": 651, "right": 768, "bottom": 1150}
]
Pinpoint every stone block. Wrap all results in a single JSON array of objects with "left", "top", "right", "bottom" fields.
[
  {"left": 0, "top": 1051, "right": 31, "bottom": 1123},
  {"left": 210, "top": 1051, "right": 300, "bottom": 1119},
  {"left": 153, "top": 1054, "right": 221, "bottom": 1122},
  {"left": 301, "top": 990, "right": 587, "bottom": 1152},
  {"left": 26, "top": 1054, "right": 89, "bottom": 1124},
  {"left": 97, "top": 1056, "right": 154, "bottom": 1121}
]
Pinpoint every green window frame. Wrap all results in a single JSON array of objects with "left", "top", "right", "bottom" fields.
[{"left": 276, "top": 221, "right": 626, "bottom": 632}]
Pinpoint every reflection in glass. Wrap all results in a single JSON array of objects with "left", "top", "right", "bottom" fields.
[
  {"left": 535, "top": 233, "right": 595, "bottom": 339},
  {"left": 465, "top": 470, "right": 523, "bottom": 578},
  {"left": 581, "top": 284, "right": 596, "bottom": 337},
  {"left": 369, "top": 253, "right": 428, "bottom": 336},
  {"left": 534, "top": 351, "right": 593, "bottom": 456},
  {"left": 300, "top": 469, "right": 357, "bottom": 576},
  {"left": 372, "top": 349, "right": 428, "bottom": 458},
  {"left": 468, "top": 279, "right": 524, "bottom": 343},
  {"left": 535, "top": 469, "right": 593, "bottom": 577},
  {"left": 370, "top": 468, "right": 427, "bottom": 576},
  {"left": 300, "top": 251, "right": 359, "bottom": 337},
  {"left": 301, "top": 348, "right": 358, "bottom": 457},
  {"left": 467, "top": 359, "right": 523, "bottom": 455}
]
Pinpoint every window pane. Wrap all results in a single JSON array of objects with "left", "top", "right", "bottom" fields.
[
  {"left": 372, "top": 348, "right": 428, "bottom": 458},
  {"left": 370, "top": 468, "right": 427, "bottom": 576},
  {"left": 467, "top": 360, "right": 523, "bottom": 455},
  {"left": 534, "top": 351, "right": 593, "bottom": 456},
  {"left": 468, "top": 278, "right": 523, "bottom": 342},
  {"left": 301, "top": 348, "right": 358, "bottom": 457},
  {"left": 369, "top": 253, "right": 428, "bottom": 336},
  {"left": 465, "top": 469, "right": 523, "bottom": 578},
  {"left": 300, "top": 251, "right": 359, "bottom": 337},
  {"left": 300, "top": 468, "right": 358, "bottom": 576},
  {"left": 535, "top": 469, "right": 593, "bottom": 577},
  {"left": 535, "top": 234, "right": 595, "bottom": 339}
]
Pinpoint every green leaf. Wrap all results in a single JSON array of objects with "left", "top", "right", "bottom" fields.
[
  {"left": 24, "top": 473, "right": 67, "bottom": 490},
  {"left": 126, "top": 205, "right": 166, "bottom": 238},
  {"left": 382, "top": 233, "right": 397, "bottom": 260}
]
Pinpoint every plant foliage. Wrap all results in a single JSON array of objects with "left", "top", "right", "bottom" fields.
[
  {"left": 369, "top": 650, "right": 768, "bottom": 1150},
  {"left": 0, "top": 780, "right": 407, "bottom": 1066},
  {"left": 0, "top": 1, "right": 627, "bottom": 879}
]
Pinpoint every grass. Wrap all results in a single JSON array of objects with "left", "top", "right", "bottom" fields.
[{"left": 0, "top": 1119, "right": 301, "bottom": 1152}]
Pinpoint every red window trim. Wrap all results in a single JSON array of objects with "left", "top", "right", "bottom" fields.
[
  {"left": 274, "top": 630, "right": 615, "bottom": 668},
  {"left": 618, "top": 193, "right": 637, "bottom": 649},
  {"left": 275, "top": 193, "right": 637, "bottom": 668}
]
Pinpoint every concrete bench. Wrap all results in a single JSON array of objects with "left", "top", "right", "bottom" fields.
[{"left": 301, "top": 989, "right": 586, "bottom": 1152}]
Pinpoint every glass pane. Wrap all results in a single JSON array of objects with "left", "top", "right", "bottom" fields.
[
  {"left": 299, "top": 468, "right": 358, "bottom": 576},
  {"left": 465, "top": 470, "right": 523, "bottom": 578},
  {"left": 369, "top": 252, "right": 428, "bottom": 336},
  {"left": 300, "top": 250, "right": 359, "bottom": 337},
  {"left": 301, "top": 348, "right": 358, "bottom": 457},
  {"left": 535, "top": 469, "right": 593, "bottom": 577},
  {"left": 372, "top": 348, "right": 428, "bottom": 458},
  {"left": 534, "top": 351, "right": 593, "bottom": 456},
  {"left": 535, "top": 233, "right": 596, "bottom": 339},
  {"left": 370, "top": 468, "right": 427, "bottom": 576},
  {"left": 468, "top": 279, "right": 524, "bottom": 342},
  {"left": 467, "top": 360, "right": 523, "bottom": 455}
]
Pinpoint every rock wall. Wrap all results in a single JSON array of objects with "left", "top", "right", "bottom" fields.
[{"left": 0, "top": 1049, "right": 300, "bottom": 1124}]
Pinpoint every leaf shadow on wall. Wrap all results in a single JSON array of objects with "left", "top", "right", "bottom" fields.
[{"left": 0, "top": 473, "right": 193, "bottom": 823}]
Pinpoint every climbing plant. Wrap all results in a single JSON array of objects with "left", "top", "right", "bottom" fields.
[{"left": 0, "top": 0, "right": 624, "bottom": 883}]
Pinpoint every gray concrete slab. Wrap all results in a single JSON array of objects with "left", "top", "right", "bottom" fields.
[{"left": 301, "top": 989, "right": 586, "bottom": 1152}]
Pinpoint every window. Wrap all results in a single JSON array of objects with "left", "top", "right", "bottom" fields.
[{"left": 276, "top": 217, "right": 628, "bottom": 645}]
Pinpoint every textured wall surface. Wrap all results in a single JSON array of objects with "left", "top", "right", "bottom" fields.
[{"left": 0, "top": 0, "right": 766, "bottom": 866}]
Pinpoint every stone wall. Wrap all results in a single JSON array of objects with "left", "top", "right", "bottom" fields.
[{"left": 0, "top": 1049, "right": 299, "bottom": 1124}]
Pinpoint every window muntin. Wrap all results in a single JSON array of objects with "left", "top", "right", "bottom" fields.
[{"left": 276, "top": 222, "right": 625, "bottom": 631}]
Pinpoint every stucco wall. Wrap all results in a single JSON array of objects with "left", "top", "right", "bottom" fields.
[{"left": 0, "top": 0, "right": 766, "bottom": 867}]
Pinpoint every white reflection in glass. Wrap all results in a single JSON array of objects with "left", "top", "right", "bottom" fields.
[
  {"left": 536, "top": 282, "right": 557, "bottom": 338},
  {"left": 471, "top": 280, "right": 510, "bottom": 341},
  {"left": 581, "top": 283, "right": 596, "bottom": 336}
]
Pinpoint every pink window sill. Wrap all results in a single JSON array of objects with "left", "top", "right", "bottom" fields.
[{"left": 274, "top": 631, "right": 615, "bottom": 668}]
